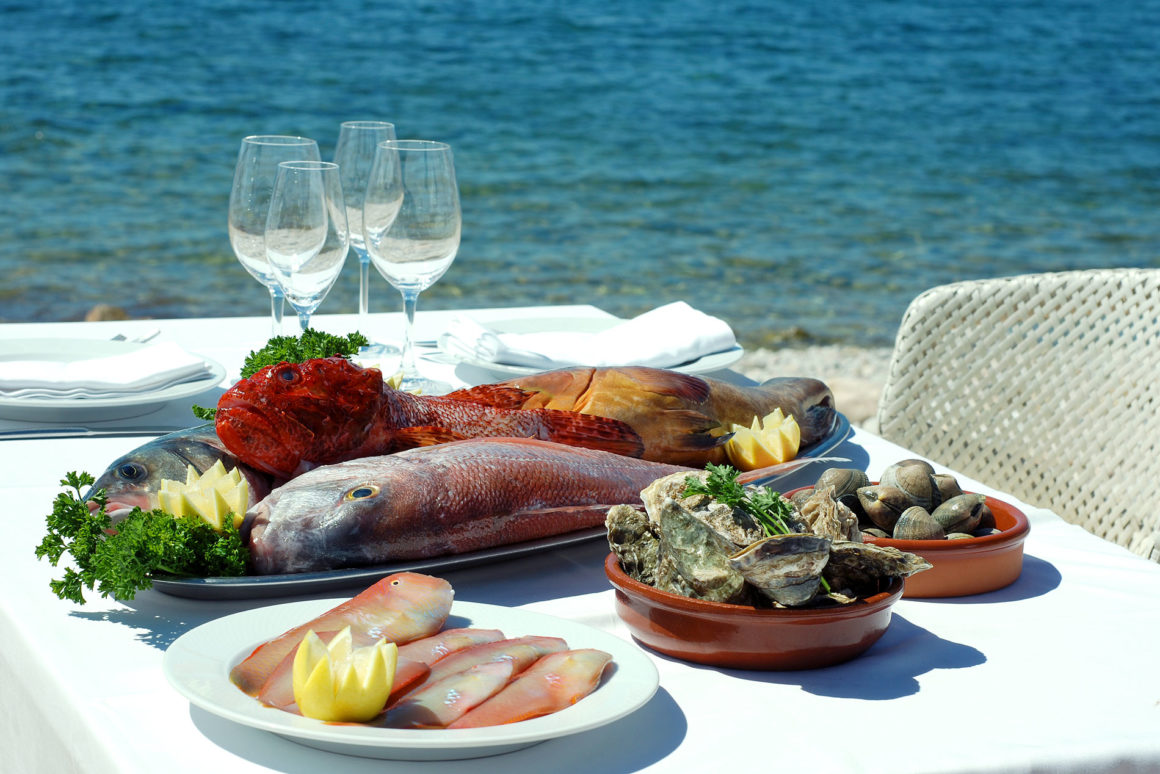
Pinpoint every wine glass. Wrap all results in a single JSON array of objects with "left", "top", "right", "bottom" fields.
[
  {"left": 333, "top": 120, "right": 398, "bottom": 352},
  {"left": 264, "top": 161, "right": 350, "bottom": 332},
  {"left": 364, "top": 140, "right": 461, "bottom": 394},
  {"left": 228, "top": 135, "right": 321, "bottom": 336}
]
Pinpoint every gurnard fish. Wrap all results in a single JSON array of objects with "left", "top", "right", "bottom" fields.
[
  {"left": 215, "top": 357, "right": 645, "bottom": 478},
  {"left": 230, "top": 572, "right": 453, "bottom": 696},
  {"left": 243, "top": 436, "right": 826, "bottom": 575},
  {"left": 451, "top": 366, "right": 838, "bottom": 466},
  {"left": 89, "top": 424, "right": 275, "bottom": 521}
]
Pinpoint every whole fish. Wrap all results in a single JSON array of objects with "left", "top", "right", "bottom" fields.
[
  {"left": 215, "top": 357, "right": 645, "bottom": 478},
  {"left": 230, "top": 571, "right": 453, "bottom": 696},
  {"left": 89, "top": 424, "right": 275, "bottom": 521},
  {"left": 243, "top": 436, "right": 821, "bottom": 575},
  {"left": 450, "top": 366, "right": 838, "bottom": 466}
]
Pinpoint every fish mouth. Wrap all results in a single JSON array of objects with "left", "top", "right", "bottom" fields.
[{"left": 216, "top": 405, "right": 308, "bottom": 478}]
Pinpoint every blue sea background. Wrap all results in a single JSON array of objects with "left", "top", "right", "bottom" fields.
[{"left": 2, "top": 0, "right": 1158, "bottom": 348}]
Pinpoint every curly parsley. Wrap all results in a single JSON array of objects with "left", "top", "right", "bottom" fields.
[
  {"left": 682, "top": 462, "right": 796, "bottom": 537},
  {"left": 34, "top": 472, "right": 248, "bottom": 604}
]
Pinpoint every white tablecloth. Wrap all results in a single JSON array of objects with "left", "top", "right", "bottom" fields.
[{"left": 1, "top": 309, "right": 1158, "bottom": 774}]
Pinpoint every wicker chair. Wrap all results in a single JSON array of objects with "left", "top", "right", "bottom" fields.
[{"left": 876, "top": 268, "right": 1160, "bottom": 562}]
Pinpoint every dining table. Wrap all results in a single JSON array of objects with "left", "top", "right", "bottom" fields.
[{"left": 1, "top": 305, "right": 1158, "bottom": 774}]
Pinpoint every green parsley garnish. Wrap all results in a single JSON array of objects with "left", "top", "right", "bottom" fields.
[
  {"left": 682, "top": 462, "right": 796, "bottom": 536},
  {"left": 240, "top": 329, "right": 370, "bottom": 379},
  {"left": 34, "top": 472, "right": 249, "bottom": 604}
]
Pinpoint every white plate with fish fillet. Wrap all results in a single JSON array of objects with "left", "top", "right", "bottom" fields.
[
  {"left": 164, "top": 599, "right": 660, "bottom": 761},
  {"left": 0, "top": 339, "right": 226, "bottom": 422},
  {"left": 438, "top": 316, "right": 745, "bottom": 376}
]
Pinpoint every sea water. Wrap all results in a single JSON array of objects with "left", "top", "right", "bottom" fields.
[{"left": 2, "top": 0, "right": 1158, "bottom": 347}]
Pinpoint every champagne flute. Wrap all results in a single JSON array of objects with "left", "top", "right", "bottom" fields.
[
  {"left": 265, "top": 161, "right": 350, "bottom": 332},
  {"left": 228, "top": 135, "right": 321, "bottom": 336},
  {"left": 365, "top": 140, "right": 461, "bottom": 394},
  {"left": 333, "top": 120, "right": 398, "bottom": 351}
]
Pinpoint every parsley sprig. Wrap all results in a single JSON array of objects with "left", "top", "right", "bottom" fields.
[
  {"left": 34, "top": 472, "right": 249, "bottom": 604},
  {"left": 682, "top": 463, "right": 796, "bottom": 536}
]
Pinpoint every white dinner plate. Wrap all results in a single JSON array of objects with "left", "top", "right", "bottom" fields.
[
  {"left": 0, "top": 339, "right": 226, "bottom": 422},
  {"left": 438, "top": 316, "right": 745, "bottom": 376},
  {"left": 163, "top": 599, "right": 660, "bottom": 761}
]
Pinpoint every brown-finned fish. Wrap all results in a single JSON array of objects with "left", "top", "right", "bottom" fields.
[
  {"left": 243, "top": 436, "right": 834, "bottom": 575},
  {"left": 89, "top": 424, "right": 275, "bottom": 521},
  {"left": 449, "top": 366, "right": 838, "bottom": 467},
  {"left": 215, "top": 357, "right": 645, "bottom": 479}
]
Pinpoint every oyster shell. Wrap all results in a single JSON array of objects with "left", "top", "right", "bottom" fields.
[
  {"left": 728, "top": 533, "right": 831, "bottom": 607},
  {"left": 642, "top": 471, "right": 765, "bottom": 547},
  {"left": 824, "top": 540, "right": 933, "bottom": 596},
  {"left": 654, "top": 496, "right": 751, "bottom": 603},
  {"left": 797, "top": 487, "right": 862, "bottom": 542},
  {"left": 606, "top": 504, "right": 660, "bottom": 585}
]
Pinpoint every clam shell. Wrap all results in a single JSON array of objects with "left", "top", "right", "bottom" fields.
[
  {"left": 789, "top": 487, "right": 816, "bottom": 510},
  {"left": 813, "top": 468, "right": 870, "bottom": 514},
  {"left": 931, "top": 493, "right": 987, "bottom": 534},
  {"left": 856, "top": 484, "right": 911, "bottom": 532},
  {"left": 892, "top": 505, "right": 947, "bottom": 540},
  {"left": 933, "top": 473, "right": 963, "bottom": 503},
  {"left": 880, "top": 460, "right": 941, "bottom": 511},
  {"left": 727, "top": 533, "right": 831, "bottom": 607}
]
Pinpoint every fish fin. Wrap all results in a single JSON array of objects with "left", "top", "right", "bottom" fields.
[
  {"left": 394, "top": 426, "right": 473, "bottom": 449},
  {"left": 737, "top": 456, "right": 851, "bottom": 488},
  {"left": 442, "top": 385, "right": 538, "bottom": 409},
  {"left": 533, "top": 409, "right": 645, "bottom": 458}
]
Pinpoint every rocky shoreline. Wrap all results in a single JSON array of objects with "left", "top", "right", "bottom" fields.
[{"left": 734, "top": 345, "right": 894, "bottom": 432}]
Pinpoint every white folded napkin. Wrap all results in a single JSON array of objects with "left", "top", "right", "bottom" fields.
[
  {"left": 0, "top": 341, "right": 215, "bottom": 399},
  {"left": 438, "top": 302, "right": 737, "bottom": 369}
]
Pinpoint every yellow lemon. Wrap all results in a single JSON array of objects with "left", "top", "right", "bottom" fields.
[
  {"left": 724, "top": 409, "right": 801, "bottom": 470},
  {"left": 157, "top": 460, "right": 249, "bottom": 530},
  {"left": 293, "top": 627, "right": 399, "bottom": 723}
]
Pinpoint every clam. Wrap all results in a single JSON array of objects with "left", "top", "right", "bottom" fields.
[
  {"left": 856, "top": 484, "right": 912, "bottom": 532},
  {"left": 727, "top": 534, "right": 831, "bottom": 607},
  {"left": 933, "top": 473, "right": 963, "bottom": 503},
  {"left": 880, "top": 459, "right": 941, "bottom": 511},
  {"left": 813, "top": 468, "right": 869, "bottom": 514},
  {"left": 892, "top": 505, "right": 947, "bottom": 540},
  {"left": 789, "top": 487, "right": 816, "bottom": 510},
  {"left": 931, "top": 493, "right": 988, "bottom": 534}
]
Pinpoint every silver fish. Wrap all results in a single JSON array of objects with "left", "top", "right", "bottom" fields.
[{"left": 89, "top": 424, "right": 275, "bottom": 521}]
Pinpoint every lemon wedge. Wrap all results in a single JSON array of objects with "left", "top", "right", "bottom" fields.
[
  {"left": 157, "top": 460, "right": 249, "bottom": 531},
  {"left": 724, "top": 408, "right": 802, "bottom": 470},
  {"left": 293, "top": 627, "right": 399, "bottom": 722}
]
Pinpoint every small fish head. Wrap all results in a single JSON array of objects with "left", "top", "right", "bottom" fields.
[{"left": 215, "top": 357, "right": 385, "bottom": 478}]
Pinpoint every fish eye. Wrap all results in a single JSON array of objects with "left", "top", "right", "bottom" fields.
[
  {"left": 275, "top": 365, "right": 299, "bottom": 383},
  {"left": 345, "top": 484, "right": 380, "bottom": 500},
  {"left": 116, "top": 462, "right": 146, "bottom": 481}
]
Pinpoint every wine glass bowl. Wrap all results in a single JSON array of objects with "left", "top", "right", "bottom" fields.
[
  {"left": 228, "top": 135, "right": 321, "bottom": 336},
  {"left": 365, "top": 139, "right": 461, "bottom": 393},
  {"left": 265, "top": 161, "right": 350, "bottom": 333},
  {"left": 333, "top": 121, "right": 397, "bottom": 341}
]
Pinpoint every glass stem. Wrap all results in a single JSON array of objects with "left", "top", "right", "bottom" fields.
[
  {"left": 298, "top": 311, "right": 311, "bottom": 332},
  {"left": 400, "top": 289, "right": 420, "bottom": 378},
  {"left": 269, "top": 287, "right": 285, "bottom": 337},
  {"left": 357, "top": 251, "right": 371, "bottom": 327}
]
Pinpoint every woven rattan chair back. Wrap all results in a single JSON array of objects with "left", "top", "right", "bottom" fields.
[{"left": 876, "top": 269, "right": 1160, "bottom": 562}]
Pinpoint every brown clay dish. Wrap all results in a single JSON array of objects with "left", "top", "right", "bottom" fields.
[
  {"left": 788, "top": 485, "right": 1031, "bottom": 599},
  {"left": 604, "top": 552, "right": 902, "bottom": 670}
]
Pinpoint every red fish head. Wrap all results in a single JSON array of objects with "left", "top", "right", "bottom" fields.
[{"left": 215, "top": 357, "right": 386, "bottom": 478}]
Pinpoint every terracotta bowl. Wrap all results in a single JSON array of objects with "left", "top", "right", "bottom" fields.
[
  {"left": 787, "top": 486, "right": 1031, "bottom": 599},
  {"left": 604, "top": 552, "right": 902, "bottom": 670}
]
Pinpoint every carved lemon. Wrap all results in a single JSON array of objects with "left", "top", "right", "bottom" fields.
[
  {"left": 724, "top": 408, "right": 801, "bottom": 470},
  {"left": 293, "top": 627, "right": 399, "bottom": 723},
  {"left": 157, "top": 459, "right": 249, "bottom": 531}
]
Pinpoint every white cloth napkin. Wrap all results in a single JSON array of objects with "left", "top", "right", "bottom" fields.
[
  {"left": 0, "top": 341, "right": 215, "bottom": 399},
  {"left": 438, "top": 302, "right": 737, "bottom": 369}
]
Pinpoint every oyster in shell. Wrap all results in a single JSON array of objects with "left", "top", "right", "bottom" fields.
[
  {"left": 654, "top": 496, "right": 751, "bottom": 603},
  {"left": 606, "top": 504, "right": 661, "bottom": 585},
  {"left": 728, "top": 533, "right": 831, "bottom": 606},
  {"left": 797, "top": 487, "right": 862, "bottom": 542},
  {"left": 825, "top": 541, "right": 933, "bottom": 596}
]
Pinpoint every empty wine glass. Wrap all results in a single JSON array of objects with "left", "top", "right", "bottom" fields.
[
  {"left": 265, "top": 161, "right": 350, "bottom": 332},
  {"left": 228, "top": 135, "right": 321, "bottom": 336},
  {"left": 333, "top": 120, "right": 397, "bottom": 351},
  {"left": 365, "top": 140, "right": 461, "bottom": 394}
]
